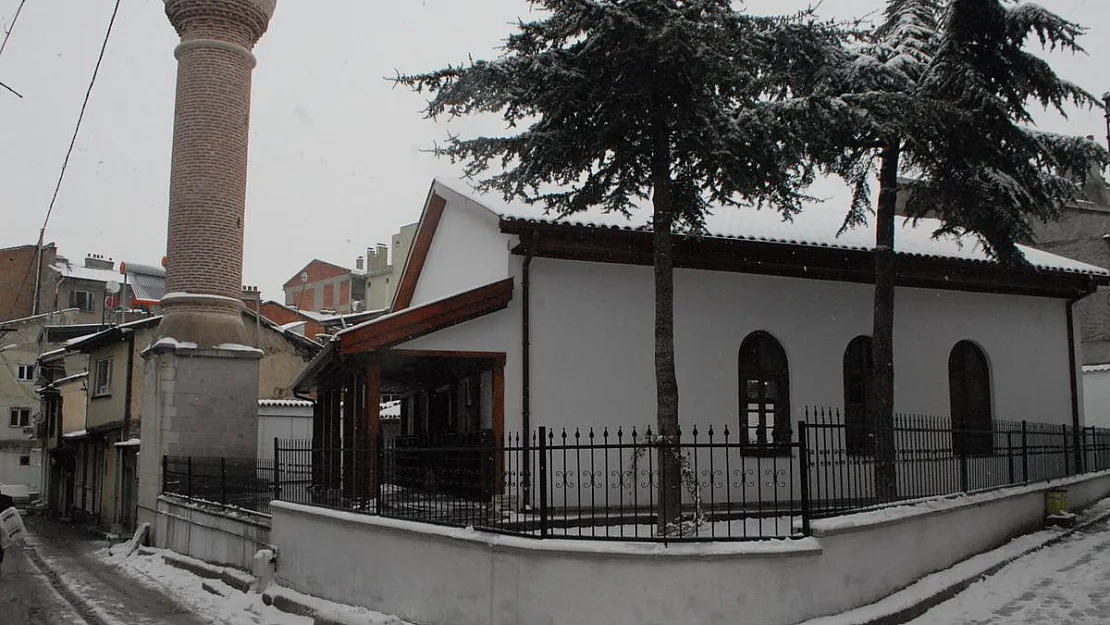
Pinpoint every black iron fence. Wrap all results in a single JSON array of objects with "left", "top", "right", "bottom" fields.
[
  {"left": 164, "top": 412, "right": 1110, "bottom": 540},
  {"left": 161, "top": 452, "right": 311, "bottom": 514},
  {"left": 802, "top": 409, "right": 1110, "bottom": 520}
]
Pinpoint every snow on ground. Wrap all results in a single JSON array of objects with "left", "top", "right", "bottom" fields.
[
  {"left": 97, "top": 545, "right": 410, "bottom": 625},
  {"left": 907, "top": 518, "right": 1110, "bottom": 624}
]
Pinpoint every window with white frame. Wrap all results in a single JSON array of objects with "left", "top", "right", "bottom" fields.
[
  {"left": 9, "top": 407, "right": 30, "bottom": 428},
  {"left": 93, "top": 358, "right": 113, "bottom": 396},
  {"left": 69, "top": 289, "right": 95, "bottom": 312},
  {"left": 16, "top": 364, "right": 35, "bottom": 381}
]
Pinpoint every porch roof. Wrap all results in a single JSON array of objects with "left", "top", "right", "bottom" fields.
[{"left": 293, "top": 278, "right": 514, "bottom": 392}]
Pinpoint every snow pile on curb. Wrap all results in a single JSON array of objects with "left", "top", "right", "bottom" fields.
[{"left": 98, "top": 545, "right": 410, "bottom": 625}]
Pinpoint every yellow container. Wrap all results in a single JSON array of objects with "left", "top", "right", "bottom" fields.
[{"left": 1046, "top": 489, "right": 1069, "bottom": 516}]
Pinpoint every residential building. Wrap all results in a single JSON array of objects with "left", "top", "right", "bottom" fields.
[
  {"left": 43, "top": 309, "right": 319, "bottom": 533},
  {"left": 0, "top": 309, "right": 96, "bottom": 494},
  {"left": 295, "top": 178, "right": 1105, "bottom": 492},
  {"left": 44, "top": 254, "right": 166, "bottom": 325},
  {"left": 0, "top": 243, "right": 57, "bottom": 321},
  {"left": 282, "top": 223, "right": 418, "bottom": 314}
]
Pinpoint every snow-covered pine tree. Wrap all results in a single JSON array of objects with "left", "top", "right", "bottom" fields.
[
  {"left": 818, "top": 0, "right": 1108, "bottom": 500},
  {"left": 395, "top": 0, "right": 845, "bottom": 532}
]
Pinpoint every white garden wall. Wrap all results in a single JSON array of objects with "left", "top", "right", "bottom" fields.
[
  {"left": 154, "top": 495, "right": 271, "bottom": 571},
  {"left": 272, "top": 471, "right": 1110, "bottom": 625}
]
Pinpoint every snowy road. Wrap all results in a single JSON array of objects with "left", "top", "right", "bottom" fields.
[
  {"left": 0, "top": 515, "right": 214, "bottom": 625},
  {"left": 0, "top": 543, "right": 87, "bottom": 625},
  {"left": 909, "top": 520, "right": 1110, "bottom": 625}
]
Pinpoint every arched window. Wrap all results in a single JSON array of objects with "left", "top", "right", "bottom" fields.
[
  {"left": 949, "top": 341, "right": 993, "bottom": 456},
  {"left": 738, "top": 332, "right": 790, "bottom": 446},
  {"left": 843, "top": 335, "right": 874, "bottom": 455}
]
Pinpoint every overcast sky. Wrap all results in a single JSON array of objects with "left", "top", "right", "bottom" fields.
[{"left": 0, "top": 0, "right": 1106, "bottom": 301}]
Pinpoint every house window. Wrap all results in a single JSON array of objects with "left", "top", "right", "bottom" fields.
[
  {"left": 738, "top": 331, "right": 791, "bottom": 446},
  {"left": 949, "top": 340, "right": 993, "bottom": 457},
  {"left": 843, "top": 336, "right": 874, "bottom": 455},
  {"left": 69, "top": 289, "right": 95, "bottom": 312},
  {"left": 93, "top": 358, "right": 113, "bottom": 397},
  {"left": 16, "top": 364, "right": 35, "bottom": 381},
  {"left": 9, "top": 407, "right": 30, "bottom": 428},
  {"left": 19, "top": 456, "right": 30, "bottom": 466}
]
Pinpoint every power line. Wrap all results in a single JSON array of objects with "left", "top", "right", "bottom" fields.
[
  {"left": 40, "top": 0, "right": 123, "bottom": 236},
  {"left": 0, "top": 0, "right": 28, "bottom": 98},
  {"left": 20, "top": 0, "right": 123, "bottom": 315},
  {"left": 0, "top": 0, "right": 27, "bottom": 58}
]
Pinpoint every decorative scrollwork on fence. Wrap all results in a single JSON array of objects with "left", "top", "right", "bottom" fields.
[
  {"left": 732, "top": 467, "right": 756, "bottom": 488},
  {"left": 763, "top": 467, "right": 787, "bottom": 488},
  {"left": 700, "top": 468, "right": 724, "bottom": 489},
  {"left": 610, "top": 468, "right": 635, "bottom": 491},
  {"left": 554, "top": 469, "right": 575, "bottom": 490},
  {"left": 581, "top": 470, "right": 605, "bottom": 489}
]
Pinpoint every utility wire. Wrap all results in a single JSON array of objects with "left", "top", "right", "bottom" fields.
[
  {"left": 0, "top": 0, "right": 27, "bottom": 57},
  {"left": 20, "top": 0, "right": 122, "bottom": 315},
  {"left": 40, "top": 0, "right": 123, "bottom": 235},
  {"left": 0, "top": 0, "right": 28, "bottom": 98}
]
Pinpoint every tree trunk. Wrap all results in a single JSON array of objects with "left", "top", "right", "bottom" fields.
[
  {"left": 871, "top": 141, "right": 900, "bottom": 503},
  {"left": 651, "top": 127, "right": 682, "bottom": 535}
]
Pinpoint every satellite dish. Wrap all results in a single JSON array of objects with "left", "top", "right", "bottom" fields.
[{"left": 105, "top": 280, "right": 121, "bottom": 294}]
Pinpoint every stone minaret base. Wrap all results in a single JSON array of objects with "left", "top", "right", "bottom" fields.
[{"left": 136, "top": 342, "right": 262, "bottom": 530}]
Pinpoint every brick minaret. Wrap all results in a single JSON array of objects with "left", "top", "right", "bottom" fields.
[
  {"left": 137, "top": 0, "right": 276, "bottom": 535},
  {"left": 158, "top": 0, "right": 276, "bottom": 346}
]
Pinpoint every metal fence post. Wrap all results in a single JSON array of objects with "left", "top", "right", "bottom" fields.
[
  {"left": 1062, "top": 424, "right": 1070, "bottom": 476},
  {"left": 162, "top": 455, "right": 168, "bottom": 494},
  {"left": 1021, "top": 420, "right": 1029, "bottom": 483},
  {"left": 798, "top": 420, "right": 811, "bottom": 535},
  {"left": 538, "top": 426, "right": 549, "bottom": 538},
  {"left": 220, "top": 457, "right": 227, "bottom": 505},
  {"left": 1006, "top": 429, "right": 1015, "bottom": 485},
  {"left": 273, "top": 437, "right": 282, "bottom": 502},
  {"left": 958, "top": 438, "right": 969, "bottom": 493},
  {"left": 375, "top": 433, "right": 384, "bottom": 513},
  {"left": 187, "top": 456, "right": 193, "bottom": 499}
]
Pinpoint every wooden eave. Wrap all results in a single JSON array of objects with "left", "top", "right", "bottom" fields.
[
  {"left": 501, "top": 219, "right": 1106, "bottom": 299},
  {"left": 338, "top": 278, "right": 514, "bottom": 356}
]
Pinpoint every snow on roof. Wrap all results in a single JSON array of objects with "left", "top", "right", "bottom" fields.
[
  {"left": 1083, "top": 364, "right": 1110, "bottom": 373},
  {"left": 258, "top": 398, "right": 314, "bottom": 408},
  {"left": 115, "top": 438, "right": 141, "bottom": 447},
  {"left": 51, "top": 261, "right": 120, "bottom": 283},
  {"left": 50, "top": 371, "right": 88, "bottom": 387},
  {"left": 38, "top": 347, "right": 67, "bottom": 361},
  {"left": 63, "top": 429, "right": 89, "bottom": 439},
  {"left": 435, "top": 178, "right": 1108, "bottom": 277}
]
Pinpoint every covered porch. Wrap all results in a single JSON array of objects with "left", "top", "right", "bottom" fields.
[{"left": 293, "top": 279, "right": 513, "bottom": 511}]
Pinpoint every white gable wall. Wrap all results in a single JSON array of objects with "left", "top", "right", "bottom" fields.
[{"left": 408, "top": 188, "right": 514, "bottom": 308}]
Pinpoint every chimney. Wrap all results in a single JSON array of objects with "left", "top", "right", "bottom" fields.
[
  {"left": 355, "top": 256, "right": 364, "bottom": 271},
  {"left": 240, "top": 285, "right": 261, "bottom": 312},
  {"left": 84, "top": 253, "right": 115, "bottom": 270},
  {"left": 368, "top": 244, "right": 389, "bottom": 271}
]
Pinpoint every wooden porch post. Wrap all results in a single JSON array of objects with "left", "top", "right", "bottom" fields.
[{"left": 492, "top": 364, "right": 505, "bottom": 494}]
